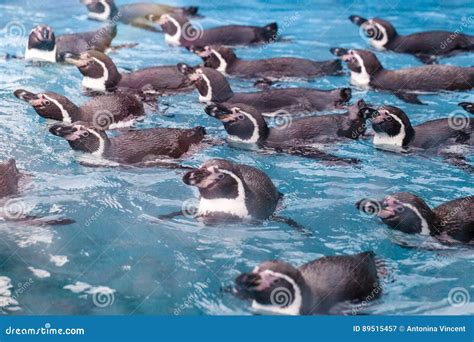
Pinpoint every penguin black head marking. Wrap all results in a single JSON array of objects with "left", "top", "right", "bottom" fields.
[
  {"left": 25, "top": 25, "right": 57, "bottom": 62},
  {"left": 158, "top": 13, "right": 191, "bottom": 46},
  {"left": 370, "top": 105, "right": 415, "bottom": 147},
  {"left": 14, "top": 89, "right": 79, "bottom": 122},
  {"left": 235, "top": 261, "right": 305, "bottom": 315},
  {"left": 459, "top": 102, "right": 474, "bottom": 115},
  {"left": 376, "top": 192, "right": 434, "bottom": 235},
  {"left": 80, "top": 0, "right": 118, "bottom": 21},
  {"left": 330, "top": 48, "right": 383, "bottom": 86},
  {"left": 191, "top": 46, "right": 237, "bottom": 73},
  {"left": 49, "top": 122, "right": 109, "bottom": 156},
  {"left": 205, "top": 103, "right": 268, "bottom": 143},
  {"left": 65, "top": 50, "right": 121, "bottom": 91},
  {"left": 349, "top": 15, "right": 397, "bottom": 50},
  {"left": 178, "top": 64, "right": 233, "bottom": 102}
]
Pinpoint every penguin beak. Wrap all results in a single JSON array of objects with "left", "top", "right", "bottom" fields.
[
  {"left": 204, "top": 104, "right": 236, "bottom": 122},
  {"left": 183, "top": 168, "right": 212, "bottom": 186},
  {"left": 458, "top": 102, "right": 474, "bottom": 114},
  {"left": 13, "top": 89, "right": 40, "bottom": 103},
  {"left": 330, "top": 47, "right": 349, "bottom": 58},
  {"left": 360, "top": 107, "right": 378, "bottom": 120},
  {"left": 177, "top": 63, "right": 196, "bottom": 77},
  {"left": 64, "top": 52, "right": 88, "bottom": 67},
  {"left": 49, "top": 124, "right": 77, "bottom": 138},
  {"left": 349, "top": 15, "right": 368, "bottom": 26},
  {"left": 235, "top": 273, "right": 262, "bottom": 290},
  {"left": 378, "top": 197, "right": 401, "bottom": 219}
]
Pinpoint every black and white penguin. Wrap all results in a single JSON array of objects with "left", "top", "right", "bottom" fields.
[
  {"left": 0, "top": 159, "right": 21, "bottom": 198},
  {"left": 349, "top": 15, "right": 474, "bottom": 64},
  {"left": 65, "top": 50, "right": 193, "bottom": 94},
  {"left": 81, "top": 0, "right": 199, "bottom": 31},
  {"left": 182, "top": 159, "right": 280, "bottom": 224},
  {"left": 189, "top": 45, "right": 342, "bottom": 79},
  {"left": 364, "top": 105, "right": 473, "bottom": 170},
  {"left": 330, "top": 48, "right": 474, "bottom": 104},
  {"left": 357, "top": 193, "right": 473, "bottom": 244},
  {"left": 206, "top": 100, "right": 370, "bottom": 144},
  {"left": 25, "top": 24, "right": 116, "bottom": 63},
  {"left": 235, "top": 251, "right": 382, "bottom": 315},
  {"left": 49, "top": 122, "right": 206, "bottom": 165},
  {"left": 14, "top": 89, "right": 144, "bottom": 128},
  {"left": 158, "top": 13, "right": 278, "bottom": 47},
  {"left": 177, "top": 64, "right": 351, "bottom": 115}
]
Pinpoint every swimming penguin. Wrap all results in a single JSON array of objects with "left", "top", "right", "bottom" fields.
[
  {"left": 330, "top": 48, "right": 474, "bottom": 104},
  {"left": 25, "top": 24, "right": 116, "bottom": 63},
  {"left": 363, "top": 105, "right": 473, "bottom": 171},
  {"left": 204, "top": 102, "right": 366, "bottom": 165},
  {"left": 235, "top": 251, "right": 382, "bottom": 315},
  {"left": 189, "top": 45, "right": 342, "bottom": 80},
  {"left": 459, "top": 102, "right": 474, "bottom": 115},
  {"left": 349, "top": 15, "right": 474, "bottom": 64},
  {"left": 158, "top": 13, "right": 278, "bottom": 47},
  {"left": 356, "top": 193, "right": 473, "bottom": 244},
  {"left": 81, "top": 0, "right": 199, "bottom": 32},
  {"left": 65, "top": 50, "right": 193, "bottom": 95},
  {"left": 14, "top": 89, "right": 144, "bottom": 128},
  {"left": 49, "top": 122, "right": 206, "bottom": 166},
  {"left": 177, "top": 64, "right": 351, "bottom": 116},
  {"left": 0, "top": 159, "right": 74, "bottom": 225}
]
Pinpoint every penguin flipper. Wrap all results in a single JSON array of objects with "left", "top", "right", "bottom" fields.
[
  {"left": 270, "top": 215, "right": 312, "bottom": 237},
  {"left": 272, "top": 145, "right": 360, "bottom": 166},
  {"left": 393, "top": 91, "right": 424, "bottom": 105},
  {"left": 440, "top": 152, "right": 474, "bottom": 173},
  {"left": 109, "top": 43, "right": 139, "bottom": 52},
  {"left": 157, "top": 210, "right": 185, "bottom": 220}
]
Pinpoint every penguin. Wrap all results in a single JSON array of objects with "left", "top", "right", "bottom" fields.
[
  {"left": 204, "top": 102, "right": 366, "bottom": 165},
  {"left": 49, "top": 122, "right": 206, "bottom": 165},
  {"left": 158, "top": 13, "right": 278, "bottom": 47},
  {"left": 363, "top": 105, "right": 473, "bottom": 171},
  {"left": 235, "top": 251, "right": 382, "bottom": 315},
  {"left": 0, "top": 159, "right": 74, "bottom": 225},
  {"left": 189, "top": 45, "right": 342, "bottom": 79},
  {"left": 459, "top": 102, "right": 474, "bottom": 115},
  {"left": 356, "top": 193, "right": 473, "bottom": 244},
  {"left": 65, "top": 50, "right": 193, "bottom": 95},
  {"left": 81, "top": 0, "right": 199, "bottom": 32},
  {"left": 177, "top": 64, "right": 351, "bottom": 116},
  {"left": 25, "top": 24, "right": 116, "bottom": 63},
  {"left": 0, "top": 159, "right": 21, "bottom": 198},
  {"left": 330, "top": 48, "right": 474, "bottom": 104},
  {"left": 13, "top": 89, "right": 144, "bottom": 129},
  {"left": 349, "top": 15, "right": 474, "bottom": 64}
]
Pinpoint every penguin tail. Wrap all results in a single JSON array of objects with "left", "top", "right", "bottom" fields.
[
  {"left": 261, "top": 22, "right": 278, "bottom": 42},
  {"left": 189, "top": 126, "right": 207, "bottom": 143},
  {"left": 322, "top": 59, "right": 343, "bottom": 74}
]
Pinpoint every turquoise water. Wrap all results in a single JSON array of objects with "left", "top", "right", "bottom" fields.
[{"left": 0, "top": 0, "right": 472, "bottom": 315}]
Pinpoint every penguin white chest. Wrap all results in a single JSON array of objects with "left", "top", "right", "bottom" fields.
[{"left": 198, "top": 197, "right": 250, "bottom": 219}]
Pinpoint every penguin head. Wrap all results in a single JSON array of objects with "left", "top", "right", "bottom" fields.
[
  {"left": 361, "top": 192, "right": 435, "bottom": 235},
  {"left": 330, "top": 48, "right": 383, "bottom": 86},
  {"left": 349, "top": 15, "right": 397, "bottom": 50},
  {"left": 80, "top": 0, "right": 118, "bottom": 21},
  {"left": 338, "top": 99, "right": 372, "bottom": 139},
  {"left": 235, "top": 261, "right": 307, "bottom": 315},
  {"left": 49, "top": 122, "right": 109, "bottom": 155},
  {"left": 177, "top": 63, "right": 233, "bottom": 102},
  {"left": 65, "top": 50, "right": 120, "bottom": 91},
  {"left": 27, "top": 25, "right": 55, "bottom": 51},
  {"left": 369, "top": 105, "right": 415, "bottom": 147},
  {"left": 458, "top": 102, "right": 474, "bottom": 115},
  {"left": 14, "top": 89, "right": 79, "bottom": 122},
  {"left": 183, "top": 159, "right": 247, "bottom": 200},
  {"left": 205, "top": 103, "right": 268, "bottom": 144},
  {"left": 158, "top": 13, "right": 192, "bottom": 46},
  {"left": 190, "top": 45, "right": 237, "bottom": 73},
  {"left": 0, "top": 159, "right": 20, "bottom": 198}
]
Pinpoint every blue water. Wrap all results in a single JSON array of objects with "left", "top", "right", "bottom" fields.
[{"left": 0, "top": 0, "right": 473, "bottom": 315}]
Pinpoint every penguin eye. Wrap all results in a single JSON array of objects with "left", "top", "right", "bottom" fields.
[
  {"left": 44, "top": 100, "right": 51, "bottom": 105},
  {"left": 395, "top": 206, "right": 405, "bottom": 213},
  {"left": 217, "top": 173, "right": 225, "bottom": 180},
  {"left": 237, "top": 114, "right": 245, "bottom": 120}
]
